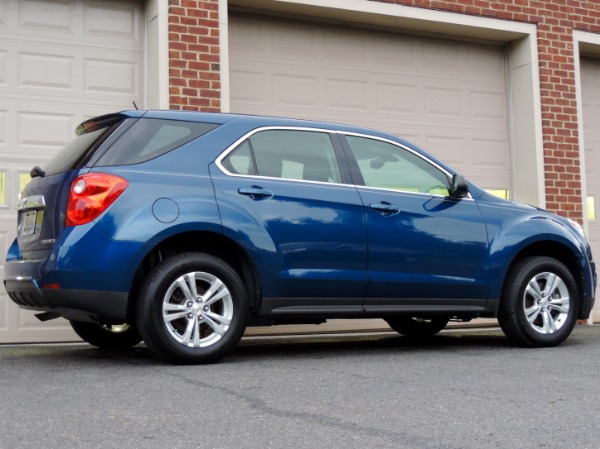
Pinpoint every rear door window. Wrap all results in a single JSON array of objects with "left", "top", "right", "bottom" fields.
[
  {"left": 95, "top": 118, "right": 219, "bottom": 166},
  {"left": 221, "top": 129, "right": 342, "bottom": 184}
]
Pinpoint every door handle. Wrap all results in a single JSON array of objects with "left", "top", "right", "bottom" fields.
[
  {"left": 238, "top": 186, "right": 273, "bottom": 200},
  {"left": 369, "top": 202, "right": 400, "bottom": 215}
]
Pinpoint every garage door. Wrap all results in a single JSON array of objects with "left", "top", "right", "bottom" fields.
[
  {"left": 229, "top": 14, "right": 511, "bottom": 193},
  {"left": 0, "top": 0, "right": 143, "bottom": 343},
  {"left": 581, "top": 57, "right": 600, "bottom": 317},
  {"left": 229, "top": 14, "right": 510, "bottom": 334}
]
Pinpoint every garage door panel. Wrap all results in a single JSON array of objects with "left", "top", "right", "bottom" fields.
[
  {"left": 0, "top": 109, "right": 6, "bottom": 147},
  {"left": 0, "top": 46, "right": 141, "bottom": 105},
  {"left": 19, "top": 52, "right": 74, "bottom": 91},
  {"left": 325, "top": 78, "right": 369, "bottom": 111},
  {"left": 233, "top": 61, "right": 507, "bottom": 126},
  {"left": 84, "top": 58, "right": 139, "bottom": 96},
  {"left": 0, "top": 293, "right": 8, "bottom": 331},
  {"left": 273, "top": 73, "right": 319, "bottom": 107},
  {"left": 230, "top": 15, "right": 510, "bottom": 190},
  {"left": 271, "top": 23, "right": 320, "bottom": 58},
  {"left": 0, "top": 50, "right": 7, "bottom": 85},
  {"left": 0, "top": 103, "right": 77, "bottom": 162},
  {"left": 581, "top": 57, "right": 600, "bottom": 316},
  {"left": 83, "top": 1, "right": 141, "bottom": 41},
  {"left": 470, "top": 91, "right": 507, "bottom": 121},
  {"left": 423, "top": 86, "right": 463, "bottom": 117},
  {"left": 372, "top": 34, "right": 417, "bottom": 67},
  {"left": 19, "top": 0, "right": 74, "bottom": 32},
  {"left": 585, "top": 142, "right": 599, "bottom": 179},
  {"left": 375, "top": 82, "right": 417, "bottom": 114},
  {"left": 0, "top": 0, "right": 143, "bottom": 343},
  {"left": 0, "top": 0, "right": 142, "bottom": 50}
]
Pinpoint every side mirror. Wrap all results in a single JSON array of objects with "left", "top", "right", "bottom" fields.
[{"left": 450, "top": 174, "right": 469, "bottom": 199}]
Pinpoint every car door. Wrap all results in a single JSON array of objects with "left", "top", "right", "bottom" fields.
[
  {"left": 341, "top": 133, "right": 490, "bottom": 312},
  {"left": 210, "top": 128, "right": 368, "bottom": 313}
]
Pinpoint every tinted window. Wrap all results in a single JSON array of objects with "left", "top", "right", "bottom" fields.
[
  {"left": 221, "top": 140, "right": 256, "bottom": 176},
  {"left": 222, "top": 130, "right": 342, "bottom": 183},
  {"left": 44, "top": 123, "right": 118, "bottom": 176},
  {"left": 96, "top": 119, "right": 219, "bottom": 166},
  {"left": 346, "top": 135, "right": 450, "bottom": 195}
]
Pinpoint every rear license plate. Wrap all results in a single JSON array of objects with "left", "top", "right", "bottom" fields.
[{"left": 21, "top": 211, "right": 37, "bottom": 236}]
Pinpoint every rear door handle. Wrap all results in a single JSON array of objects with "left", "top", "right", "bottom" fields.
[
  {"left": 238, "top": 186, "right": 273, "bottom": 200},
  {"left": 369, "top": 202, "right": 400, "bottom": 215}
]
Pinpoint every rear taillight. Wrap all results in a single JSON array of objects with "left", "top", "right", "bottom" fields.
[{"left": 66, "top": 173, "right": 128, "bottom": 226}]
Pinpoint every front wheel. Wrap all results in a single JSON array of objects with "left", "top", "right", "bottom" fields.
[
  {"left": 136, "top": 253, "right": 248, "bottom": 364},
  {"left": 385, "top": 316, "right": 450, "bottom": 337},
  {"left": 70, "top": 321, "right": 142, "bottom": 350},
  {"left": 498, "top": 256, "right": 579, "bottom": 347}
]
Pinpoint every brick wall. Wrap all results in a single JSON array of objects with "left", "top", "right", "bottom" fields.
[
  {"left": 168, "top": 0, "right": 600, "bottom": 220},
  {"left": 168, "top": 0, "right": 221, "bottom": 112}
]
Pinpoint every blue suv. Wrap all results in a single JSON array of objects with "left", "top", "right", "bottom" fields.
[{"left": 4, "top": 110, "right": 597, "bottom": 363}]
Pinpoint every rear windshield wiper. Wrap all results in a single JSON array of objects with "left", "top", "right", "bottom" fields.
[{"left": 30, "top": 166, "right": 46, "bottom": 178}]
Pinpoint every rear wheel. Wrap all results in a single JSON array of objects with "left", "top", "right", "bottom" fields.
[
  {"left": 385, "top": 316, "right": 450, "bottom": 337},
  {"left": 70, "top": 321, "right": 142, "bottom": 349},
  {"left": 136, "top": 253, "right": 248, "bottom": 364},
  {"left": 498, "top": 256, "right": 578, "bottom": 347}
]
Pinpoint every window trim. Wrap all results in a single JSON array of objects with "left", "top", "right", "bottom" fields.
[
  {"left": 215, "top": 126, "right": 472, "bottom": 199},
  {"left": 338, "top": 131, "right": 472, "bottom": 200},
  {"left": 215, "top": 126, "right": 353, "bottom": 186}
]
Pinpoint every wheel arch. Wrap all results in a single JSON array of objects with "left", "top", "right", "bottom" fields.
[
  {"left": 126, "top": 231, "right": 261, "bottom": 323},
  {"left": 497, "top": 240, "right": 588, "bottom": 319}
]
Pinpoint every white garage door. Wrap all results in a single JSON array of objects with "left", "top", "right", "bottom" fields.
[
  {"left": 0, "top": 0, "right": 144, "bottom": 343},
  {"left": 229, "top": 14, "right": 511, "bottom": 192},
  {"left": 581, "top": 57, "right": 600, "bottom": 316},
  {"left": 229, "top": 14, "right": 510, "bottom": 334}
]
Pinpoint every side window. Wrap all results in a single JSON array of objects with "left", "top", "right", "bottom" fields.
[
  {"left": 96, "top": 119, "right": 219, "bottom": 166},
  {"left": 222, "top": 130, "right": 342, "bottom": 183},
  {"left": 221, "top": 141, "right": 256, "bottom": 175},
  {"left": 345, "top": 135, "right": 450, "bottom": 195}
]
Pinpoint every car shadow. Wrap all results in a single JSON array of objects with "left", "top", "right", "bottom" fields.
[
  {"left": 78, "top": 329, "right": 514, "bottom": 365},
  {"left": 5, "top": 326, "right": 591, "bottom": 366}
]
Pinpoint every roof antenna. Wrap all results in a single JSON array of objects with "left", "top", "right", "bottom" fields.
[{"left": 132, "top": 101, "right": 139, "bottom": 110}]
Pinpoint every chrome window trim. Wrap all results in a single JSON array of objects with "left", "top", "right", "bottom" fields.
[
  {"left": 340, "top": 131, "right": 474, "bottom": 200},
  {"left": 214, "top": 125, "right": 472, "bottom": 200},
  {"left": 215, "top": 126, "right": 348, "bottom": 187},
  {"left": 339, "top": 131, "right": 451, "bottom": 176}
]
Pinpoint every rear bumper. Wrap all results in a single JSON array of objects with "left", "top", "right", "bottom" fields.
[
  {"left": 4, "top": 278, "right": 128, "bottom": 323},
  {"left": 3, "top": 222, "right": 145, "bottom": 322},
  {"left": 4, "top": 252, "right": 129, "bottom": 323}
]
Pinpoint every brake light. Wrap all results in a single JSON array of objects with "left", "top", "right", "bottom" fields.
[{"left": 66, "top": 173, "right": 128, "bottom": 226}]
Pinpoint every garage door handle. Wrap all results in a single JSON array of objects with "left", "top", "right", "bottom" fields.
[
  {"left": 238, "top": 186, "right": 273, "bottom": 200},
  {"left": 370, "top": 202, "right": 400, "bottom": 215}
]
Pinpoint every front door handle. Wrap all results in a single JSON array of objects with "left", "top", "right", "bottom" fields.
[
  {"left": 238, "top": 186, "right": 273, "bottom": 200},
  {"left": 370, "top": 201, "right": 400, "bottom": 216}
]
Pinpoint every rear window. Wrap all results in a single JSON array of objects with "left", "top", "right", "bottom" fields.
[
  {"left": 95, "top": 118, "right": 219, "bottom": 166},
  {"left": 43, "top": 117, "right": 122, "bottom": 176}
]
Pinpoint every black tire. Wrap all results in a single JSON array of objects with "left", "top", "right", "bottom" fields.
[
  {"left": 70, "top": 321, "right": 142, "bottom": 350},
  {"left": 136, "top": 253, "right": 248, "bottom": 364},
  {"left": 385, "top": 316, "right": 450, "bottom": 337},
  {"left": 498, "top": 256, "right": 579, "bottom": 347}
]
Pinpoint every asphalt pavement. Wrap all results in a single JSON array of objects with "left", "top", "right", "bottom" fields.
[{"left": 1, "top": 324, "right": 600, "bottom": 449}]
